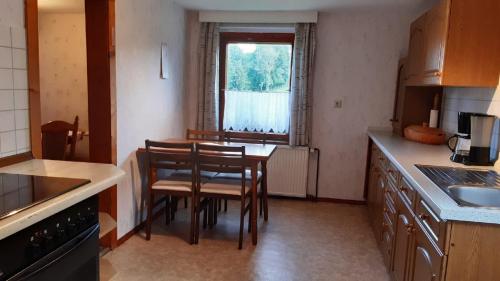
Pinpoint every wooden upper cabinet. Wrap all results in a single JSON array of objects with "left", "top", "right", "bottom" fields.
[{"left": 406, "top": 0, "right": 500, "bottom": 87}]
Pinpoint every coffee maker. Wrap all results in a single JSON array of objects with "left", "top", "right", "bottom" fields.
[{"left": 448, "top": 112, "right": 497, "bottom": 166}]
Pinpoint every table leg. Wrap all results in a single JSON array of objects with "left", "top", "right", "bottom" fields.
[
  {"left": 251, "top": 163, "right": 258, "bottom": 245},
  {"left": 262, "top": 160, "right": 269, "bottom": 221}
]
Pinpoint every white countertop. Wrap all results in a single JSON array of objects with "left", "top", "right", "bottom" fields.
[
  {"left": 0, "top": 160, "right": 125, "bottom": 240},
  {"left": 368, "top": 128, "right": 500, "bottom": 225}
]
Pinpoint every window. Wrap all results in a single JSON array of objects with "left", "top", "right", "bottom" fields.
[{"left": 220, "top": 33, "right": 294, "bottom": 134}]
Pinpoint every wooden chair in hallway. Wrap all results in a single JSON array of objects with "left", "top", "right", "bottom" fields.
[
  {"left": 41, "top": 116, "right": 79, "bottom": 160},
  {"left": 195, "top": 144, "right": 256, "bottom": 249},
  {"left": 144, "top": 140, "right": 197, "bottom": 244}
]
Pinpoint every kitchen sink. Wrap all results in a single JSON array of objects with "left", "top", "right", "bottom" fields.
[
  {"left": 447, "top": 185, "right": 500, "bottom": 208},
  {"left": 416, "top": 165, "right": 500, "bottom": 208}
]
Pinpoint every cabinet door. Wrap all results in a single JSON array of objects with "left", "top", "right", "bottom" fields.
[
  {"left": 406, "top": 16, "right": 426, "bottom": 80},
  {"left": 392, "top": 197, "right": 414, "bottom": 281},
  {"left": 409, "top": 221, "right": 443, "bottom": 281},
  {"left": 421, "top": 0, "right": 450, "bottom": 79}
]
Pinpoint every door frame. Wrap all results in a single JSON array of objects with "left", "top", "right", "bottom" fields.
[{"left": 24, "top": 0, "right": 118, "bottom": 248}]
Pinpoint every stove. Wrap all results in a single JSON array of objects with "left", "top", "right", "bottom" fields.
[{"left": 0, "top": 173, "right": 90, "bottom": 221}]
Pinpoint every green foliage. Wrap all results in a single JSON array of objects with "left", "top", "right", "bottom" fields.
[{"left": 227, "top": 44, "right": 292, "bottom": 92}]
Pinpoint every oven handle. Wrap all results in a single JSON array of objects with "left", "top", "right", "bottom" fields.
[{"left": 8, "top": 224, "right": 100, "bottom": 281}]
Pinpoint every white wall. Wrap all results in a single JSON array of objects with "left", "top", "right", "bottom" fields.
[
  {"left": 0, "top": 0, "right": 30, "bottom": 158},
  {"left": 311, "top": 5, "right": 434, "bottom": 200},
  {"left": 115, "top": 0, "right": 187, "bottom": 238}
]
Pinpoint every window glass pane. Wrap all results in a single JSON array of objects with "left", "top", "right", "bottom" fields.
[{"left": 224, "top": 43, "right": 292, "bottom": 133}]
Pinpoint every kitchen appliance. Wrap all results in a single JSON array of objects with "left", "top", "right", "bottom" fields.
[
  {"left": 0, "top": 174, "right": 97, "bottom": 281},
  {"left": 448, "top": 112, "right": 473, "bottom": 164},
  {"left": 469, "top": 113, "right": 497, "bottom": 166}
]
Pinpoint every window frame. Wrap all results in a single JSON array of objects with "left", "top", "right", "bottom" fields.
[{"left": 219, "top": 32, "right": 295, "bottom": 135}]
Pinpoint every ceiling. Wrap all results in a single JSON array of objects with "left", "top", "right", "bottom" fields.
[
  {"left": 173, "top": 0, "right": 427, "bottom": 11},
  {"left": 38, "top": 0, "right": 84, "bottom": 13}
]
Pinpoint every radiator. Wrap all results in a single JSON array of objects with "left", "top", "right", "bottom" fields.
[{"left": 267, "top": 146, "right": 311, "bottom": 198}]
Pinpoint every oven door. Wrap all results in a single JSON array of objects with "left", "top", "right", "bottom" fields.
[{"left": 8, "top": 224, "right": 100, "bottom": 281}]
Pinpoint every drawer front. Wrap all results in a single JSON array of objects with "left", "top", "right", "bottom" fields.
[
  {"left": 386, "top": 177, "right": 398, "bottom": 204},
  {"left": 386, "top": 161, "right": 400, "bottom": 186},
  {"left": 383, "top": 193, "right": 397, "bottom": 233},
  {"left": 415, "top": 198, "right": 446, "bottom": 251},
  {"left": 399, "top": 177, "right": 417, "bottom": 208}
]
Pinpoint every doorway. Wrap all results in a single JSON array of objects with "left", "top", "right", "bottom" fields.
[
  {"left": 26, "top": 0, "right": 117, "bottom": 248},
  {"left": 38, "top": 0, "right": 90, "bottom": 161}
]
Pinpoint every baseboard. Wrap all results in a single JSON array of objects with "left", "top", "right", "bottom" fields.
[
  {"left": 117, "top": 207, "right": 165, "bottom": 246},
  {"left": 270, "top": 194, "right": 366, "bottom": 205},
  {"left": 315, "top": 197, "right": 366, "bottom": 205}
]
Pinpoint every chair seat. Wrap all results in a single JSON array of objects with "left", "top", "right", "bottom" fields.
[
  {"left": 169, "top": 170, "right": 217, "bottom": 179},
  {"left": 214, "top": 170, "right": 262, "bottom": 181},
  {"left": 152, "top": 180, "right": 192, "bottom": 192},
  {"left": 201, "top": 178, "right": 259, "bottom": 196}
]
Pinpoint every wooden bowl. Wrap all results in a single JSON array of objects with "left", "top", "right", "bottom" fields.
[{"left": 404, "top": 124, "right": 446, "bottom": 145}]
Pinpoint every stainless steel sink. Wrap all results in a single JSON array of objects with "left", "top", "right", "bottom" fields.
[
  {"left": 447, "top": 185, "right": 500, "bottom": 208},
  {"left": 416, "top": 165, "right": 500, "bottom": 208}
]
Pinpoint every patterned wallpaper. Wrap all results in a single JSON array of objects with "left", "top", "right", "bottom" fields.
[
  {"left": 38, "top": 13, "right": 88, "bottom": 134},
  {"left": 0, "top": 24, "right": 30, "bottom": 158}
]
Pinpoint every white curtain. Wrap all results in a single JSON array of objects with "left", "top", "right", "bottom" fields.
[
  {"left": 196, "top": 23, "right": 220, "bottom": 131},
  {"left": 223, "top": 91, "right": 290, "bottom": 133},
  {"left": 290, "top": 23, "right": 316, "bottom": 146}
]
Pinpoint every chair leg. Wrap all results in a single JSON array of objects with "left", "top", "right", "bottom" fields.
[
  {"left": 208, "top": 199, "right": 214, "bottom": 229},
  {"left": 218, "top": 199, "right": 222, "bottom": 212},
  {"left": 195, "top": 196, "right": 201, "bottom": 244},
  {"left": 259, "top": 191, "right": 263, "bottom": 217},
  {"left": 263, "top": 181, "right": 269, "bottom": 222},
  {"left": 146, "top": 192, "right": 154, "bottom": 241},
  {"left": 213, "top": 200, "right": 218, "bottom": 225},
  {"left": 171, "top": 197, "right": 177, "bottom": 221},
  {"left": 248, "top": 198, "right": 252, "bottom": 233},
  {"left": 203, "top": 203, "right": 208, "bottom": 229},
  {"left": 184, "top": 197, "right": 188, "bottom": 208},
  {"left": 224, "top": 199, "right": 228, "bottom": 212},
  {"left": 239, "top": 196, "right": 245, "bottom": 249},
  {"left": 165, "top": 196, "right": 171, "bottom": 225},
  {"left": 189, "top": 196, "right": 195, "bottom": 244}
]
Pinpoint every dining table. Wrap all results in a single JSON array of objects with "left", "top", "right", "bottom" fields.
[{"left": 137, "top": 138, "right": 277, "bottom": 245}]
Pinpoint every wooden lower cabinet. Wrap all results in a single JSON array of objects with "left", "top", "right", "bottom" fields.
[
  {"left": 392, "top": 195, "right": 414, "bottom": 281},
  {"left": 367, "top": 140, "right": 500, "bottom": 281},
  {"left": 408, "top": 221, "right": 444, "bottom": 281}
]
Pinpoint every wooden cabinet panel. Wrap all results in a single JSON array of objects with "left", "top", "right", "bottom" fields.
[
  {"left": 381, "top": 213, "right": 395, "bottom": 268},
  {"left": 399, "top": 177, "right": 417, "bottom": 208},
  {"left": 409, "top": 221, "right": 444, "bottom": 281},
  {"left": 392, "top": 194, "right": 415, "bottom": 281},
  {"left": 406, "top": 0, "right": 500, "bottom": 87},
  {"left": 415, "top": 198, "right": 447, "bottom": 252}
]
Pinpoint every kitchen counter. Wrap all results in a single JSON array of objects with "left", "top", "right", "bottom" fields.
[
  {"left": 368, "top": 128, "right": 500, "bottom": 225},
  {"left": 0, "top": 160, "right": 125, "bottom": 240}
]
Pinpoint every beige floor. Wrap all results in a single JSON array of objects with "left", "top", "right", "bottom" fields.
[{"left": 101, "top": 199, "right": 390, "bottom": 281}]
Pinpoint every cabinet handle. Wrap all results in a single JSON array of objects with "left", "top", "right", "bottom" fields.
[
  {"left": 406, "top": 224, "right": 415, "bottom": 234},
  {"left": 419, "top": 213, "right": 429, "bottom": 221}
]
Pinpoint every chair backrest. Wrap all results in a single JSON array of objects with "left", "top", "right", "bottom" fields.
[
  {"left": 196, "top": 144, "right": 246, "bottom": 175},
  {"left": 224, "top": 131, "right": 289, "bottom": 145},
  {"left": 41, "top": 116, "right": 79, "bottom": 160},
  {"left": 145, "top": 140, "right": 196, "bottom": 187},
  {"left": 186, "top": 129, "right": 225, "bottom": 141}
]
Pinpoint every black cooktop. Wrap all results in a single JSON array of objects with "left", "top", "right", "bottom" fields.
[{"left": 0, "top": 173, "right": 90, "bottom": 220}]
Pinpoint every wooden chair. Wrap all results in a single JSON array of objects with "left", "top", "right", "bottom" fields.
[
  {"left": 41, "top": 116, "right": 79, "bottom": 160},
  {"left": 145, "top": 140, "right": 197, "bottom": 244},
  {"left": 195, "top": 144, "right": 256, "bottom": 249},
  {"left": 186, "top": 129, "right": 225, "bottom": 141}
]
